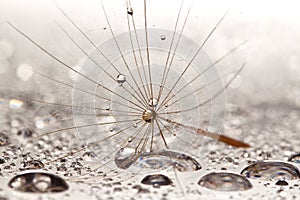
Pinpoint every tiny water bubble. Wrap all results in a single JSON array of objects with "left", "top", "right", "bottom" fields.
[{"left": 160, "top": 35, "right": 166, "bottom": 40}]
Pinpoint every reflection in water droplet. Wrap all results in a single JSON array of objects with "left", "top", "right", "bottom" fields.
[
  {"left": 288, "top": 153, "right": 300, "bottom": 164},
  {"left": 8, "top": 172, "right": 69, "bottom": 193},
  {"left": 0, "top": 132, "right": 9, "bottom": 146},
  {"left": 141, "top": 174, "right": 172, "bottom": 187},
  {"left": 198, "top": 172, "right": 252, "bottom": 191},
  {"left": 241, "top": 161, "right": 300, "bottom": 180},
  {"left": 117, "top": 74, "right": 126, "bottom": 85},
  {"left": 22, "top": 160, "right": 44, "bottom": 170}
]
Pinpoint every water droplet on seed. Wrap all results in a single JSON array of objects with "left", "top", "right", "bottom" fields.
[
  {"left": 117, "top": 74, "right": 126, "bottom": 85},
  {"left": 141, "top": 174, "right": 172, "bottom": 187},
  {"left": 8, "top": 172, "right": 69, "bottom": 193},
  {"left": 241, "top": 161, "right": 300, "bottom": 180},
  {"left": 160, "top": 35, "right": 166, "bottom": 40},
  {"left": 148, "top": 98, "right": 158, "bottom": 107},
  {"left": 127, "top": 7, "right": 133, "bottom": 15},
  {"left": 198, "top": 172, "right": 252, "bottom": 191}
]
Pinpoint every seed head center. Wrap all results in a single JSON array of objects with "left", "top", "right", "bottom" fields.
[{"left": 142, "top": 109, "right": 156, "bottom": 123}]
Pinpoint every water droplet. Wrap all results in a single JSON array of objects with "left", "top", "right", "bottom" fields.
[
  {"left": 9, "top": 99, "right": 23, "bottom": 109},
  {"left": 57, "top": 164, "right": 67, "bottom": 172},
  {"left": 241, "top": 161, "right": 300, "bottom": 180},
  {"left": 138, "top": 150, "right": 201, "bottom": 172},
  {"left": 0, "top": 132, "right": 9, "bottom": 146},
  {"left": 22, "top": 160, "right": 44, "bottom": 170},
  {"left": 8, "top": 172, "right": 69, "bottom": 193},
  {"left": 127, "top": 7, "right": 133, "bottom": 15},
  {"left": 17, "top": 128, "right": 33, "bottom": 138},
  {"left": 288, "top": 153, "right": 300, "bottom": 164},
  {"left": 160, "top": 35, "right": 166, "bottom": 40},
  {"left": 17, "top": 63, "right": 33, "bottom": 81},
  {"left": 115, "top": 147, "right": 136, "bottom": 169},
  {"left": 141, "top": 174, "right": 172, "bottom": 187},
  {"left": 133, "top": 123, "right": 137, "bottom": 128},
  {"left": 198, "top": 172, "right": 252, "bottom": 191},
  {"left": 82, "top": 151, "right": 96, "bottom": 162},
  {"left": 275, "top": 180, "right": 288, "bottom": 186},
  {"left": 0, "top": 39, "right": 14, "bottom": 59},
  {"left": 0, "top": 157, "right": 6, "bottom": 164},
  {"left": 148, "top": 98, "right": 158, "bottom": 107},
  {"left": 117, "top": 74, "right": 126, "bottom": 85}
]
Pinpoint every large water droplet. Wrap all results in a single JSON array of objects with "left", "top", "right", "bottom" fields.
[
  {"left": 0, "top": 132, "right": 9, "bottom": 146},
  {"left": 198, "top": 172, "right": 252, "bottom": 191},
  {"left": 115, "top": 149, "right": 201, "bottom": 171},
  {"left": 241, "top": 161, "right": 300, "bottom": 180},
  {"left": 8, "top": 172, "right": 69, "bottom": 193},
  {"left": 138, "top": 150, "right": 201, "bottom": 172},
  {"left": 288, "top": 153, "right": 300, "bottom": 164},
  {"left": 141, "top": 174, "right": 172, "bottom": 187}
]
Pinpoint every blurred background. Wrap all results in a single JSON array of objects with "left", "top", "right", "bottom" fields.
[{"left": 0, "top": 0, "right": 299, "bottom": 107}]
